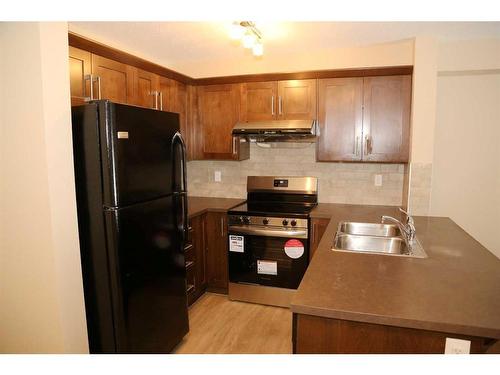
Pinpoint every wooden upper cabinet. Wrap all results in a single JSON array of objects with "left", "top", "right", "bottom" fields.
[
  {"left": 158, "top": 76, "right": 171, "bottom": 112},
  {"left": 240, "top": 79, "right": 317, "bottom": 122},
  {"left": 278, "top": 79, "right": 317, "bottom": 120},
  {"left": 197, "top": 84, "right": 249, "bottom": 160},
  {"left": 169, "top": 80, "right": 187, "bottom": 131},
  {"left": 69, "top": 46, "right": 91, "bottom": 106},
  {"left": 317, "top": 78, "right": 363, "bottom": 162},
  {"left": 362, "top": 75, "right": 411, "bottom": 163},
  {"left": 240, "top": 81, "right": 277, "bottom": 122},
  {"left": 91, "top": 54, "right": 135, "bottom": 104},
  {"left": 169, "top": 80, "right": 191, "bottom": 159},
  {"left": 317, "top": 75, "right": 411, "bottom": 163},
  {"left": 134, "top": 69, "right": 159, "bottom": 109}
]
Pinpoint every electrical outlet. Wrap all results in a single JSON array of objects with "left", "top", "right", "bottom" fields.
[
  {"left": 374, "top": 174, "right": 383, "bottom": 187},
  {"left": 214, "top": 170, "right": 222, "bottom": 182},
  {"left": 444, "top": 338, "right": 471, "bottom": 354}
]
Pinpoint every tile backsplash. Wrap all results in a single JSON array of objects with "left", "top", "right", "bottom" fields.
[{"left": 187, "top": 142, "right": 405, "bottom": 206}]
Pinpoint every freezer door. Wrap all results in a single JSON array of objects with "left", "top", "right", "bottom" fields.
[
  {"left": 104, "top": 195, "right": 189, "bottom": 353},
  {"left": 98, "top": 101, "right": 181, "bottom": 207}
]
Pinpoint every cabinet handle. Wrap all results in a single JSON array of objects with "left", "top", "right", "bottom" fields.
[
  {"left": 278, "top": 95, "right": 282, "bottom": 115},
  {"left": 84, "top": 74, "right": 93, "bottom": 100},
  {"left": 94, "top": 76, "right": 102, "bottom": 100},
  {"left": 153, "top": 91, "right": 159, "bottom": 110},
  {"left": 365, "top": 135, "right": 372, "bottom": 155},
  {"left": 221, "top": 216, "right": 224, "bottom": 237},
  {"left": 232, "top": 137, "right": 237, "bottom": 155},
  {"left": 271, "top": 95, "right": 275, "bottom": 115},
  {"left": 159, "top": 91, "right": 163, "bottom": 111}
]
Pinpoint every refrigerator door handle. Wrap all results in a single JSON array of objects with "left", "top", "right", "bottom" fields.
[
  {"left": 172, "top": 131, "right": 188, "bottom": 242},
  {"left": 171, "top": 131, "right": 187, "bottom": 193}
]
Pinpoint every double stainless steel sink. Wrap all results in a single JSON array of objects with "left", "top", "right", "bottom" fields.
[{"left": 332, "top": 222, "right": 427, "bottom": 258}]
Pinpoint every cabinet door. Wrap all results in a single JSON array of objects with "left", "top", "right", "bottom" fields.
[
  {"left": 278, "top": 79, "right": 317, "bottom": 120},
  {"left": 134, "top": 69, "right": 159, "bottom": 109},
  {"left": 169, "top": 80, "right": 188, "bottom": 150},
  {"left": 205, "top": 212, "right": 228, "bottom": 293},
  {"left": 69, "top": 46, "right": 91, "bottom": 106},
  {"left": 240, "top": 81, "right": 277, "bottom": 121},
  {"left": 198, "top": 84, "right": 247, "bottom": 160},
  {"left": 91, "top": 54, "right": 135, "bottom": 104},
  {"left": 158, "top": 76, "right": 171, "bottom": 112},
  {"left": 317, "top": 78, "right": 363, "bottom": 161},
  {"left": 310, "top": 218, "right": 330, "bottom": 261},
  {"left": 362, "top": 75, "right": 411, "bottom": 162}
]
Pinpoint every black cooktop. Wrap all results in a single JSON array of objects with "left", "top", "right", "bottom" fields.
[{"left": 228, "top": 201, "right": 317, "bottom": 218}]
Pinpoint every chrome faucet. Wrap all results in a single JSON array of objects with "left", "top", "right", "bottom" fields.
[{"left": 381, "top": 208, "right": 416, "bottom": 243}]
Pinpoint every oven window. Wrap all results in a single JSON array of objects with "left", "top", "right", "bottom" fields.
[{"left": 228, "top": 234, "right": 309, "bottom": 289}]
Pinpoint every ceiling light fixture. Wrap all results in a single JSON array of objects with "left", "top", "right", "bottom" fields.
[{"left": 229, "top": 21, "right": 264, "bottom": 57}]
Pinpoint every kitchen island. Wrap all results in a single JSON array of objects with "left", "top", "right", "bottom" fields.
[{"left": 293, "top": 204, "right": 500, "bottom": 353}]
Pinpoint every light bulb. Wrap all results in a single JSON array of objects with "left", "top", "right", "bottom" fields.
[
  {"left": 252, "top": 41, "right": 264, "bottom": 56},
  {"left": 229, "top": 22, "right": 244, "bottom": 40},
  {"left": 242, "top": 32, "right": 256, "bottom": 49}
]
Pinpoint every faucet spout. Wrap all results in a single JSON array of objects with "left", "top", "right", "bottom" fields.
[{"left": 381, "top": 210, "right": 417, "bottom": 250}]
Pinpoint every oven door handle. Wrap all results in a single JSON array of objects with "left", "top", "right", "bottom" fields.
[{"left": 228, "top": 225, "right": 308, "bottom": 239}]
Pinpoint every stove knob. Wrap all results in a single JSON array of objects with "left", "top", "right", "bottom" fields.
[
  {"left": 243, "top": 217, "right": 251, "bottom": 224},
  {"left": 290, "top": 220, "right": 297, "bottom": 227},
  {"left": 263, "top": 218, "right": 269, "bottom": 225},
  {"left": 282, "top": 219, "right": 289, "bottom": 226}
]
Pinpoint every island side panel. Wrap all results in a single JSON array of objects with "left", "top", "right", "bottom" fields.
[{"left": 293, "top": 313, "right": 496, "bottom": 354}]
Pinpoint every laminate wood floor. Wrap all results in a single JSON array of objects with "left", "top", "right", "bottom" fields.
[{"left": 173, "top": 293, "right": 292, "bottom": 354}]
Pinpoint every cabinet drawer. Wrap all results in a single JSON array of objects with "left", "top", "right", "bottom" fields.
[
  {"left": 184, "top": 243, "right": 194, "bottom": 263},
  {"left": 187, "top": 224, "right": 194, "bottom": 243},
  {"left": 186, "top": 266, "right": 195, "bottom": 294}
]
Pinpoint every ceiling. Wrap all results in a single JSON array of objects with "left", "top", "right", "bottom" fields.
[{"left": 68, "top": 22, "right": 500, "bottom": 77}]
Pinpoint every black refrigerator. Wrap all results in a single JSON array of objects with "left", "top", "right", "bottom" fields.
[{"left": 72, "top": 100, "right": 189, "bottom": 353}]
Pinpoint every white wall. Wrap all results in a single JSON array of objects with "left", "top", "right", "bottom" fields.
[
  {"left": 430, "top": 73, "right": 500, "bottom": 258},
  {"left": 175, "top": 39, "right": 414, "bottom": 78},
  {"left": 429, "top": 38, "right": 500, "bottom": 259},
  {"left": 0, "top": 22, "right": 88, "bottom": 353}
]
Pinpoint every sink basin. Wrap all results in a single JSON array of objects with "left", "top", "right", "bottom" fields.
[
  {"left": 333, "top": 233, "right": 409, "bottom": 255},
  {"left": 332, "top": 227, "right": 428, "bottom": 258},
  {"left": 337, "top": 221, "right": 402, "bottom": 237}
]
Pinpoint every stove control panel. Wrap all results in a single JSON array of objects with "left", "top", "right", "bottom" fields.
[{"left": 228, "top": 215, "right": 308, "bottom": 229}]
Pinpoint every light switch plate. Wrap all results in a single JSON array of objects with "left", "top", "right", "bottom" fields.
[
  {"left": 374, "top": 174, "right": 383, "bottom": 187},
  {"left": 214, "top": 170, "right": 222, "bottom": 182},
  {"left": 444, "top": 337, "right": 471, "bottom": 354}
]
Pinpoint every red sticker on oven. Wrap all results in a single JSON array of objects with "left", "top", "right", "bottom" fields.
[{"left": 284, "top": 239, "right": 304, "bottom": 259}]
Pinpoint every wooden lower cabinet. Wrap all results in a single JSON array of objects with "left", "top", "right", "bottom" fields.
[
  {"left": 310, "top": 218, "right": 330, "bottom": 261},
  {"left": 205, "top": 212, "right": 229, "bottom": 293},
  {"left": 293, "top": 314, "right": 496, "bottom": 354},
  {"left": 186, "top": 211, "right": 229, "bottom": 306}
]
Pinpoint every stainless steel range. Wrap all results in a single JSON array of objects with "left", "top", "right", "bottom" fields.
[{"left": 227, "top": 176, "right": 318, "bottom": 307}]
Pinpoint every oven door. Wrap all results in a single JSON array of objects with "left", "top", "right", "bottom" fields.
[{"left": 228, "top": 225, "right": 309, "bottom": 289}]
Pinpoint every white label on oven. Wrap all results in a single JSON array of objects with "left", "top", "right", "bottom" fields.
[
  {"left": 284, "top": 239, "right": 304, "bottom": 259},
  {"left": 229, "top": 235, "right": 244, "bottom": 253},
  {"left": 257, "top": 260, "right": 277, "bottom": 275}
]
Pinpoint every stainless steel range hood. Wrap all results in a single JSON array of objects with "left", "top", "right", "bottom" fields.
[{"left": 232, "top": 119, "right": 317, "bottom": 141}]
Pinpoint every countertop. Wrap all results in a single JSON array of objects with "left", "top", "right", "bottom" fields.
[
  {"left": 293, "top": 204, "right": 500, "bottom": 339},
  {"left": 187, "top": 196, "right": 245, "bottom": 218}
]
